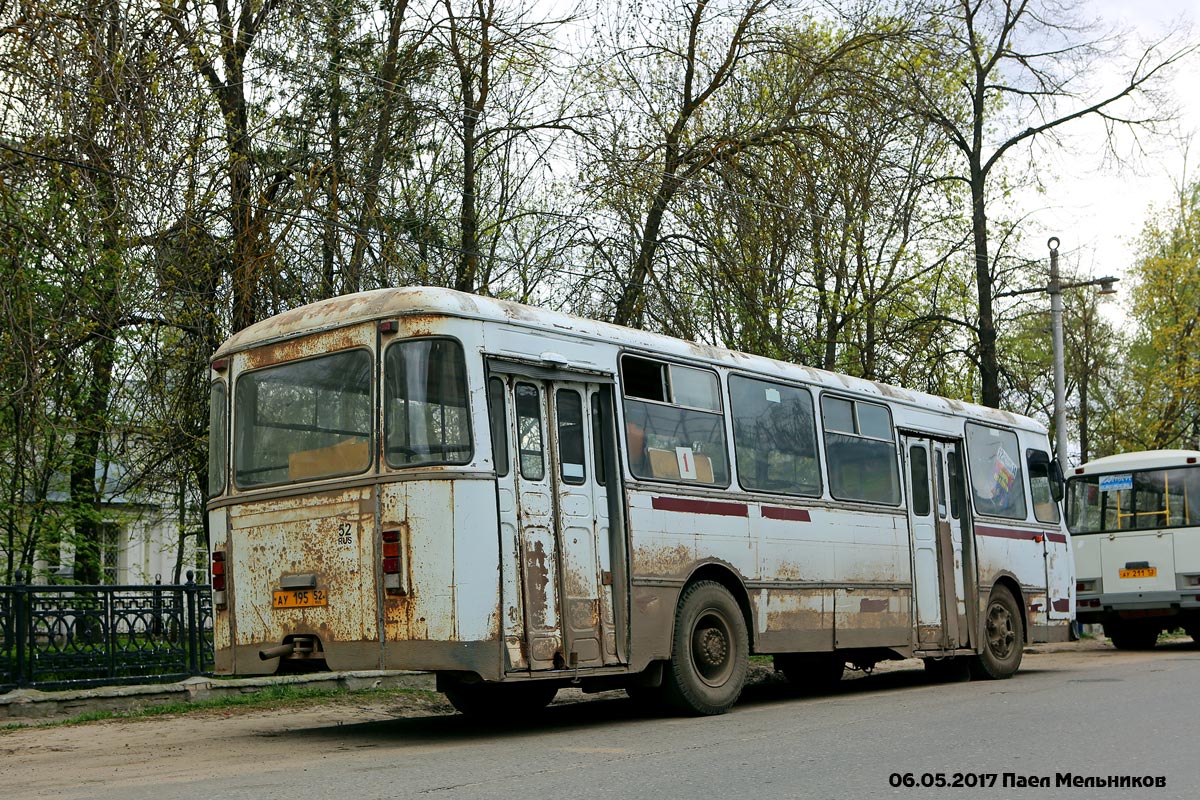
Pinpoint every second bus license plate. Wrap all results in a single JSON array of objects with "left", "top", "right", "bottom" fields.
[
  {"left": 1118, "top": 568, "right": 1157, "bottom": 579},
  {"left": 272, "top": 588, "right": 328, "bottom": 608}
]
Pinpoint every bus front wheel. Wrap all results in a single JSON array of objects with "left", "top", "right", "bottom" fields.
[
  {"left": 969, "top": 585, "right": 1023, "bottom": 679},
  {"left": 663, "top": 580, "right": 749, "bottom": 716}
]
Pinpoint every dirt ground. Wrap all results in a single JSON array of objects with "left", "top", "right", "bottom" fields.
[{"left": 0, "top": 638, "right": 1179, "bottom": 799}]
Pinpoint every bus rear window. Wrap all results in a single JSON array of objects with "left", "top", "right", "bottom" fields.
[
  {"left": 234, "top": 350, "right": 373, "bottom": 488},
  {"left": 385, "top": 339, "right": 472, "bottom": 467}
]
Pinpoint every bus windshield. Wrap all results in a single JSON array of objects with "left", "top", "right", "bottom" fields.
[
  {"left": 1067, "top": 465, "right": 1200, "bottom": 534},
  {"left": 234, "top": 349, "right": 373, "bottom": 488}
]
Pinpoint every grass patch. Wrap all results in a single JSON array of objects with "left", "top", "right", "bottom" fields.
[{"left": 1, "top": 684, "right": 441, "bottom": 731}]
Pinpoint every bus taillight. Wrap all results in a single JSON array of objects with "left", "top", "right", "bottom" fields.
[
  {"left": 382, "top": 530, "right": 405, "bottom": 595},
  {"left": 212, "top": 550, "right": 227, "bottom": 607}
]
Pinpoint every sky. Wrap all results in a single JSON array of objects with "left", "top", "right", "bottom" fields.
[{"left": 1019, "top": 0, "right": 1199, "bottom": 296}]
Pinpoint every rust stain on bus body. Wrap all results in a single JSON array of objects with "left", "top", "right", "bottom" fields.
[
  {"left": 240, "top": 326, "right": 367, "bottom": 371},
  {"left": 632, "top": 544, "right": 694, "bottom": 579},
  {"left": 229, "top": 487, "right": 377, "bottom": 653}
]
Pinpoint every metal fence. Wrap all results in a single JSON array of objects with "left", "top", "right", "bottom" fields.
[{"left": 0, "top": 572, "right": 214, "bottom": 692}]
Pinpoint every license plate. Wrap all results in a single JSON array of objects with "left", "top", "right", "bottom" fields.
[
  {"left": 1118, "top": 568, "right": 1157, "bottom": 579},
  {"left": 272, "top": 588, "right": 328, "bottom": 608}
]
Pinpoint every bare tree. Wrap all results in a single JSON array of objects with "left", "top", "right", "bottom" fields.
[{"left": 899, "top": 0, "right": 1195, "bottom": 407}]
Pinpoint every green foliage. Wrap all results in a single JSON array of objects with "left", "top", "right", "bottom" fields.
[{"left": 1098, "top": 182, "right": 1200, "bottom": 453}]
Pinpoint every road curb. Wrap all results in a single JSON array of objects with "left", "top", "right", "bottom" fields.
[{"left": 0, "top": 670, "right": 435, "bottom": 724}]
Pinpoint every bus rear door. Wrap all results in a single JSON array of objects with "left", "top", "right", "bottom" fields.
[{"left": 490, "top": 367, "right": 623, "bottom": 672}]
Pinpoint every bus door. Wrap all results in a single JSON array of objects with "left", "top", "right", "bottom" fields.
[
  {"left": 933, "top": 442, "right": 971, "bottom": 647},
  {"left": 904, "top": 436, "right": 970, "bottom": 650},
  {"left": 490, "top": 368, "right": 623, "bottom": 672}
]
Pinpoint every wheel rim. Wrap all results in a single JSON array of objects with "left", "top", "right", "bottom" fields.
[
  {"left": 690, "top": 608, "right": 734, "bottom": 687},
  {"left": 985, "top": 599, "right": 1015, "bottom": 660}
]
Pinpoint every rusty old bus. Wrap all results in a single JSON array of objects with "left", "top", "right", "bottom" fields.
[{"left": 206, "top": 287, "right": 1074, "bottom": 715}]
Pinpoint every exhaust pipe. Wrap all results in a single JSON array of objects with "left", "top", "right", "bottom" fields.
[{"left": 259, "top": 642, "right": 296, "bottom": 661}]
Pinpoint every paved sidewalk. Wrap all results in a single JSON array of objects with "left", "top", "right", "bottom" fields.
[{"left": 0, "top": 669, "right": 435, "bottom": 725}]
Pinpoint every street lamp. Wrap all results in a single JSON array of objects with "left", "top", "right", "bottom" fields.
[{"left": 998, "top": 237, "right": 1119, "bottom": 472}]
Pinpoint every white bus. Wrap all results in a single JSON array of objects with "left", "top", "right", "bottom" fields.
[
  {"left": 1067, "top": 449, "right": 1200, "bottom": 649},
  {"left": 206, "top": 287, "right": 1074, "bottom": 715}
]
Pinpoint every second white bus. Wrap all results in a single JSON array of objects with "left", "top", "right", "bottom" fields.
[{"left": 1067, "top": 449, "right": 1200, "bottom": 649}]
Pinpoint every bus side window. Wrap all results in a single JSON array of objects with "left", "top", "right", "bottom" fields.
[
  {"left": 909, "top": 445, "right": 931, "bottom": 516},
  {"left": 1026, "top": 449, "right": 1061, "bottom": 524},
  {"left": 591, "top": 393, "right": 606, "bottom": 486},
  {"left": 947, "top": 449, "right": 963, "bottom": 519},
  {"left": 556, "top": 389, "right": 586, "bottom": 485},
  {"left": 487, "top": 377, "right": 509, "bottom": 477},
  {"left": 820, "top": 396, "right": 900, "bottom": 505},
  {"left": 619, "top": 355, "right": 729, "bottom": 486},
  {"left": 935, "top": 452, "right": 948, "bottom": 519},
  {"left": 514, "top": 382, "right": 545, "bottom": 481},
  {"left": 963, "top": 423, "right": 1027, "bottom": 520}
]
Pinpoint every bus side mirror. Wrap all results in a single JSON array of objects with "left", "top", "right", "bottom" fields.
[{"left": 1049, "top": 460, "right": 1065, "bottom": 503}]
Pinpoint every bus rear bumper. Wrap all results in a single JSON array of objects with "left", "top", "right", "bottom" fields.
[{"left": 1075, "top": 590, "right": 1200, "bottom": 625}]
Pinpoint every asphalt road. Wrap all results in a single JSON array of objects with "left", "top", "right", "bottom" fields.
[{"left": 5, "top": 639, "right": 1198, "bottom": 800}]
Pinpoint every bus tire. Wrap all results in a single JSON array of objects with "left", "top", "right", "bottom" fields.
[
  {"left": 969, "top": 585, "right": 1023, "bottom": 680},
  {"left": 1108, "top": 624, "right": 1159, "bottom": 651},
  {"left": 775, "top": 654, "right": 845, "bottom": 690},
  {"left": 662, "top": 580, "right": 749, "bottom": 716},
  {"left": 443, "top": 680, "right": 557, "bottom": 718}
]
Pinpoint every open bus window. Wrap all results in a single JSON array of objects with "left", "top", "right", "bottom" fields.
[
  {"left": 1067, "top": 467, "right": 1200, "bottom": 533},
  {"left": 385, "top": 338, "right": 472, "bottom": 468},
  {"left": 820, "top": 395, "right": 900, "bottom": 505},
  {"left": 964, "top": 423, "right": 1027, "bottom": 520},
  {"left": 729, "top": 375, "right": 819, "bottom": 496},
  {"left": 208, "top": 381, "right": 228, "bottom": 497},
  {"left": 234, "top": 349, "right": 373, "bottom": 488},
  {"left": 620, "top": 355, "right": 728, "bottom": 485}
]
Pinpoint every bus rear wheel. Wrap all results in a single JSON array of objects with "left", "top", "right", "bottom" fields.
[
  {"left": 969, "top": 585, "right": 1023, "bottom": 680},
  {"left": 1107, "top": 624, "right": 1159, "bottom": 651},
  {"left": 663, "top": 581, "right": 749, "bottom": 716},
  {"left": 442, "top": 679, "right": 558, "bottom": 718}
]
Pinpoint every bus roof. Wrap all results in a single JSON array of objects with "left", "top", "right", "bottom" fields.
[
  {"left": 1072, "top": 449, "right": 1200, "bottom": 476},
  {"left": 215, "top": 286, "right": 1042, "bottom": 433}
]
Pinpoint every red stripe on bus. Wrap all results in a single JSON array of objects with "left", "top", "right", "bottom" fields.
[
  {"left": 975, "top": 525, "right": 1042, "bottom": 541},
  {"left": 762, "top": 506, "right": 812, "bottom": 522},
  {"left": 651, "top": 497, "right": 749, "bottom": 517},
  {"left": 1047, "top": 532, "right": 1067, "bottom": 544}
]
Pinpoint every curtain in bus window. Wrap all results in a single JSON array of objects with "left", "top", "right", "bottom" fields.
[
  {"left": 729, "top": 375, "right": 819, "bottom": 495},
  {"left": 234, "top": 349, "right": 373, "bottom": 488},
  {"left": 385, "top": 339, "right": 472, "bottom": 467},
  {"left": 963, "top": 423, "right": 1027, "bottom": 520}
]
